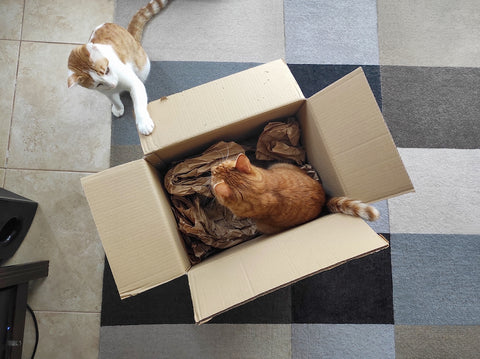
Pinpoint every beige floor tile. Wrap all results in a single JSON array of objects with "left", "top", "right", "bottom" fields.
[
  {"left": 22, "top": 0, "right": 114, "bottom": 43},
  {"left": 0, "top": 40, "right": 19, "bottom": 167},
  {"left": 8, "top": 41, "right": 111, "bottom": 172},
  {"left": 4, "top": 169, "right": 105, "bottom": 312},
  {"left": 22, "top": 311, "right": 100, "bottom": 359},
  {"left": 0, "top": 0, "right": 24, "bottom": 40},
  {"left": 0, "top": 168, "right": 4, "bottom": 186},
  {"left": 378, "top": 0, "right": 480, "bottom": 67}
]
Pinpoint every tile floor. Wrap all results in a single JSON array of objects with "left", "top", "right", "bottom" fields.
[{"left": 1, "top": 0, "right": 114, "bottom": 358}]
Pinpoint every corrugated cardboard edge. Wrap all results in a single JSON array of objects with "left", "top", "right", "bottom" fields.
[
  {"left": 300, "top": 68, "right": 364, "bottom": 196},
  {"left": 81, "top": 160, "right": 191, "bottom": 299},
  {"left": 195, "top": 238, "right": 388, "bottom": 324},
  {"left": 301, "top": 67, "right": 414, "bottom": 202},
  {"left": 188, "top": 215, "right": 390, "bottom": 324},
  {"left": 141, "top": 59, "right": 305, "bottom": 158},
  {"left": 143, "top": 100, "right": 306, "bottom": 166}
]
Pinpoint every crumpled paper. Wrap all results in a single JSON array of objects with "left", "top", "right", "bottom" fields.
[
  {"left": 164, "top": 118, "right": 312, "bottom": 263},
  {"left": 170, "top": 195, "right": 257, "bottom": 264},
  {"left": 164, "top": 141, "right": 258, "bottom": 263},
  {"left": 164, "top": 141, "right": 245, "bottom": 198},
  {"left": 256, "top": 117, "right": 305, "bottom": 165}
]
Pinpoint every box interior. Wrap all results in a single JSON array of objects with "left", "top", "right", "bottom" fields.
[
  {"left": 299, "top": 67, "right": 414, "bottom": 203},
  {"left": 143, "top": 59, "right": 305, "bottom": 166},
  {"left": 81, "top": 160, "right": 191, "bottom": 298}
]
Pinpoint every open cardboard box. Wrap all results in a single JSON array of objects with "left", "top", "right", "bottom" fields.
[{"left": 81, "top": 59, "right": 414, "bottom": 324}]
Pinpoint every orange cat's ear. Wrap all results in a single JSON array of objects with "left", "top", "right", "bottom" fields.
[
  {"left": 214, "top": 182, "right": 233, "bottom": 199},
  {"left": 68, "top": 74, "right": 78, "bottom": 88},
  {"left": 235, "top": 154, "right": 252, "bottom": 174}
]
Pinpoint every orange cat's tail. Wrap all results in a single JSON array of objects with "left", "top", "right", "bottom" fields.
[
  {"left": 128, "top": 0, "right": 170, "bottom": 43},
  {"left": 327, "top": 197, "right": 380, "bottom": 221}
]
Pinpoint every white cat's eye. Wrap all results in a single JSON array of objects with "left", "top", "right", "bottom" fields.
[{"left": 105, "top": 67, "right": 110, "bottom": 75}]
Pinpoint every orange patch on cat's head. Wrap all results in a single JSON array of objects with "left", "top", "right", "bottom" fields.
[
  {"left": 211, "top": 154, "right": 261, "bottom": 217},
  {"left": 211, "top": 159, "right": 238, "bottom": 205},
  {"left": 67, "top": 44, "right": 109, "bottom": 89},
  {"left": 67, "top": 45, "right": 93, "bottom": 88}
]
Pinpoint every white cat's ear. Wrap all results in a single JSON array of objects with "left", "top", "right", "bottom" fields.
[
  {"left": 67, "top": 74, "right": 79, "bottom": 88},
  {"left": 235, "top": 154, "right": 252, "bottom": 174},
  {"left": 86, "top": 43, "right": 95, "bottom": 52},
  {"left": 86, "top": 43, "right": 102, "bottom": 62}
]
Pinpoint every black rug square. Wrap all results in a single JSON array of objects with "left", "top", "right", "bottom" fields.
[
  {"left": 287, "top": 64, "right": 382, "bottom": 109},
  {"left": 101, "top": 258, "right": 292, "bottom": 325},
  {"left": 292, "top": 234, "right": 394, "bottom": 324}
]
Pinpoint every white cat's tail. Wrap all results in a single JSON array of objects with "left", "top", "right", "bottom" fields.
[
  {"left": 327, "top": 197, "right": 380, "bottom": 221},
  {"left": 128, "top": 0, "right": 170, "bottom": 42}
]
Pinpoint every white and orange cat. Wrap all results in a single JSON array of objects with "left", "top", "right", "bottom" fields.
[
  {"left": 211, "top": 154, "right": 379, "bottom": 234},
  {"left": 67, "top": 0, "right": 169, "bottom": 135}
]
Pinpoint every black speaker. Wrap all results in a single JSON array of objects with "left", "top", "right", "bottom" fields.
[{"left": 0, "top": 188, "right": 37, "bottom": 263}]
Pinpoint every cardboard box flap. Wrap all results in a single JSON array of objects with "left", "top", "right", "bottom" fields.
[
  {"left": 81, "top": 160, "right": 190, "bottom": 299},
  {"left": 300, "top": 68, "right": 414, "bottom": 203},
  {"left": 142, "top": 59, "right": 305, "bottom": 158},
  {"left": 188, "top": 214, "right": 388, "bottom": 323}
]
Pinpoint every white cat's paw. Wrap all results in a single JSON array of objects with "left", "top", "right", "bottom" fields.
[
  {"left": 137, "top": 115, "right": 155, "bottom": 136},
  {"left": 112, "top": 104, "right": 124, "bottom": 117}
]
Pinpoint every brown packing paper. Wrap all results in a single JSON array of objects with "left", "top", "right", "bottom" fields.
[
  {"left": 164, "top": 141, "right": 258, "bottom": 263},
  {"left": 164, "top": 119, "right": 314, "bottom": 263},
  {"left": 256, "top": 117, "right": 306, "bottom": 165},
  {"left": 170, "top": 195, "right": 257, "bottom": 264},
  {"left": 164, "top": 141, "right": 246, "bottom": 198}
]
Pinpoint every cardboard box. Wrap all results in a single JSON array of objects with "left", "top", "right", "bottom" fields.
[{"left": 81, "top": 60, "right": 414, "bottom": 324}]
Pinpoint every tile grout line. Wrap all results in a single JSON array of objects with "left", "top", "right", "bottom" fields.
[
  {"left": 30, "top": 310, "right": 101, "bottom": 315},
  {"left": 4, "top": 0, "right": 26, "bottom": 173},
  {"left": 2, "top": 1, "right": 97, "bottom": 181},
  {"left": 5, "top": 167, "right": 97, "bottom": 175},
  {"left": 12, "top": 39, "right": 84, "bottom": 46}
]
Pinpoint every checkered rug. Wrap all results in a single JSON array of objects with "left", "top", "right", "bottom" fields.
[{"left": 100, "top": 1, "right": 480, "bottom": 358}]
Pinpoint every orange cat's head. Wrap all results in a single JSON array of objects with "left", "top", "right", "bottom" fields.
[
  {"left": 67, "top": 44, "right": 117, "bottom": 90},
  {"left": 211, "top": 154, "right": 265, "bottom": 218}
]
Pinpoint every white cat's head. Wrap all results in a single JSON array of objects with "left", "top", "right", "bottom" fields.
[{"left": 67, "top": 44, "right": 118, "bottom": 90}]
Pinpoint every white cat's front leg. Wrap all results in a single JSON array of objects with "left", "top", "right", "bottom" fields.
[
  {"left": 129, "top": 78, "right": 154, "bottom": 136},
  {"left": 104, "top": 92, "right": 124, "bottom": 117}
]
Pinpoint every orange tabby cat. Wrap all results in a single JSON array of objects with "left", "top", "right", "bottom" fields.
[
  {"left": 67, "top": 0, "right": 169, "bottom": 135},
  {"left": 211, "top": 154, "right": 379, "bottom": 234}
]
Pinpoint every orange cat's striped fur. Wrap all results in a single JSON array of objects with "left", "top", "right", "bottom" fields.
[
  {"left": 211, "top": 154, "right": 379, "bottom": 234},
  {"left": 67, "top": 0, "right": 169, "bottom": 135}
]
